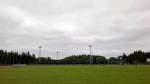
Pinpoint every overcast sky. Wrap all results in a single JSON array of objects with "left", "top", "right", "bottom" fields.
[{"left": 0, "top": 0, "right": 150, "bottom": 59}]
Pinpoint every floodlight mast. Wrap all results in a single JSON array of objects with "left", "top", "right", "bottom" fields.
[
  {"left": 56, "top": 51, "right": 59, "bottom": 60},
  {"left": 39, "top": 46, "right": 42, "bottom": 57},
  {"left": 56, "top": 51, "right": 60, "bottom": 64},
  {"left": 38, "top": 46, "right": 42, "bottom": 63}
]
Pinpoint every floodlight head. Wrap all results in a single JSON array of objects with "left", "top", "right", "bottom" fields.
[
  {"left": 89, "top": 45, "right": 92, "bottom": 48},
  {"left": 39, "top": 46, "right": 42, "bottom": 48}
]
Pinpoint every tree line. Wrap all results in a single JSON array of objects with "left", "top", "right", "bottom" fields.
[
  {"left": 36, "top": 55, "right": 106, "bottom": 64},
  {"left": 108, "top": 50, "right": 150, "bottom": 64},
  {"left": 120, "top": 50, "right": 150, "bottom": 64},
  {"left": 0, "top": 49, "right": 150, "bottom": 65},
  {"left": 0, "top": 50, "right": 36, "bottom": 65},
  {"left": 60, "top": 55, "right": 106, "bottom": 64}
]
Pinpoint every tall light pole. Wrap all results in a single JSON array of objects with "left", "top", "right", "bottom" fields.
[
  {"left": 39, "top": 46, "right": 42, "bottom": 57},
  {"left": 56, "top": 51, "right": 60, "bottom": 64},
  {"left": 38, "top": 46, "right": 42, "bottom": 64},
  {"left": 56, "top": 51, "right": 59, "bottom": 60},
  {"left": 89, "top": 45, "right": 93, "bottom": 64}
]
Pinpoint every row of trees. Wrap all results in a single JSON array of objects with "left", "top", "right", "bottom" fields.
[
  {"left": 120, "top": 50, "right": 150, "bottom": 64},
  {"left": 108, "top": 50, "right": 150, "bottom": 64},
  {"left": 61, "top": 55, "right": 106, "bottom": 64},
  {"left": 60, "top": 50, "right": 150, "bottom": 64},
  {"left": 0, "top": 50, "right": 108, "bottom": 65},
  {"left": 36, "top": 55, "right": 106, "bottom": 64},
  {"left": 0, "top": 49, "right": 150, "bottom": 65},
  {"left": 0, "top": 50, "right": 36, "bottom": 65}
]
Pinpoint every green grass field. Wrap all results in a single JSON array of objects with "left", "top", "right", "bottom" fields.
[{"left": 0, "top": 65, "right": 150, "bottom": 84}]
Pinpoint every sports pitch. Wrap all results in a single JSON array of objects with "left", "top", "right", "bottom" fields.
[{"left": 0, "top": 65, "right": 150, "bottom": 84}]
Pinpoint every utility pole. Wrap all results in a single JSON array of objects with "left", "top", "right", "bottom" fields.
[
  {"left": 107, "top": 56, "right": 109, "bottom": 64},
  {"left": 4, "top": 51, "right": 7, "bottom": 65},
  {"left": 13, "top": 55, "right": 15, "bottom": 65},
  {"left": 4, "top": 53, "right": 7, "bottom": 65},
  {"left": 1, "top": 55, "right": 3, "bottom": 65},
  {"left": 18, "top": 55, "right": 21, "bottom": 64},
  {"left": 89, "top": 45, "right": 93, "bottom": 64}
]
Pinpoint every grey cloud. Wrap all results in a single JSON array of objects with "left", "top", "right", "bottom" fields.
[{"left": 0, "top": 0, "right": 150, "bottom": 58}]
